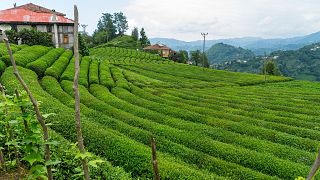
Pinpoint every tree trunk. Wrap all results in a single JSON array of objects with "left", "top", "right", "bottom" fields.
[
  {"left": 73, "top": 5, "right": 90, "bottom": 180},
  {"left": 3, "top": 39, "right": 53, "bottom": 180}
]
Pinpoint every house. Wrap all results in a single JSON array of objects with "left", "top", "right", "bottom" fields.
[
  {"left": 0, "top": 3, "right": 74, "bottom": 49},
  {"left": 143, "top": 43, "right": 176, "bottom": 58}
]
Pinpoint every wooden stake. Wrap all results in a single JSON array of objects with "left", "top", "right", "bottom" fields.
[
  {"left": 307, "top": 149, "right": 320, "bottom": 180},
  {"left": 73, "top": 5, "right": 90, "bottom": 180},
  {"left": 3, "top": 38, "right": 53, "bottom": 180},
  {"left": 151, "top": 136, "right": 160, "bottom": 180}
]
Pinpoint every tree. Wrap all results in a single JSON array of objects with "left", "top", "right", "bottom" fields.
[
  {"left": 263, "top": 60, "right": 281, "bottom": 76},
  {"left": 78, "top": 33, "right": 90, "bottom": 56},
  {"left": 190, "top": 50, "right": 201, "bottom": 66},
  {"left": 140, "top": 28, "right": 150, "bottom": 48},
  {"left": 175, "top": 50, "right": 188, "bottom": 63},
  {"left": 114, "top": 12, "right": 128, "bottom": 35},
  {"left": 95, "top": 13, "right": 116, "bottom": 44},
  {"left": 131, "top": 27, "right": 139, "bottom": 41}
]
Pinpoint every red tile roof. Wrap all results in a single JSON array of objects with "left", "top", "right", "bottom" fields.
[
  {"left": 144, "top": 44, "right": 171, "bottom": 50},
  {"left": 0, "top": 3, "right": 73, "bottom": 24}
]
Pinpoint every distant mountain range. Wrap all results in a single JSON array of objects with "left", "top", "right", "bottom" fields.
[{"left": 150, "top": 31, "right": 320, "bottom": 55}]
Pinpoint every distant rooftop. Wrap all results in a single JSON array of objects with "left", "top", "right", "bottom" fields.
[{"left": 0, "top": 3, "right": 73, "bottom": 24}]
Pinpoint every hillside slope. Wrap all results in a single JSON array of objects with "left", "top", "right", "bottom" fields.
[
  {"left": 1, "top": 44, "right": 319, "bottom": 179},
  {"left": 206, "top": 43, "right": 256, "bottom": 64}
]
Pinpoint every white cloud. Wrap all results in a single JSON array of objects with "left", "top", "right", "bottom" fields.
[{"left": 123, "top": 0, "right": 320, "bottom": 41}]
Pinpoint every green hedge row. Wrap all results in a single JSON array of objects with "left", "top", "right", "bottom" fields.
[
  {"left": 79, "top": 56, "right": 91, "bottom": 87},
  {"left": 60, "top": 80, "right": 310, "bottom": 179},
  {"left": 0, "top": 43, "right": 25, "bottom": 57},
  {"left": 160, "top": 87, "right": 319, "bottom": 130},
  {"left": 160, "top": 87, "right": 320, "bottom": 141},
  {"left": 60, "top": 56, "right": 82, "bottom": 81},
  {"left": 107, "top": 85, "right": 315, "bottom": 166},
  {"left": 26, "top": 48, "right": 65, "bottom": 77},
  {"left": 99, "top": 61, "right": 115, "bottom": 89},
  {"left": 58, "top": 80, "right": 277, "bottom": 179},
  {"left": 1, "top": 68, "right": 226, "bottom": 179},
  {"left": 45, "top": 50, "right": 73, "bottom": 79},
  {"left": 2, "top": 45, "right": 51, "bottom": 66},
  {"left": 129, "top": 85, "right": 319, "bottom": 152},
  {"left": 110, "top": 66, "right": 130, "bottom": 90},
  {"left": 0, "top": 60, "right": 6, "bottom": 75},
  {"left": 89, "top": 59, "right": 99, "bottom": 85}
]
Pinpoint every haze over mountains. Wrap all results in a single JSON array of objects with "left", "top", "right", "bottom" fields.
[{"left": 150, "top": 31, "right": 320, "bottom": 55}]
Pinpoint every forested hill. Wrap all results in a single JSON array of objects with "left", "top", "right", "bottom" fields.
[
  {"left": 206, "top": 43, "right": 255, "bottom": 64},
  {"left": 270, "top": 43, "right": 320, "bottom": 81},
  {"left": 219, "top": 43, "right": 320, "bottom": 81}
]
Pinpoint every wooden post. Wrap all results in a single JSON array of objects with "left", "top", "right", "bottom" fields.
[
  {"left": 73, "top": 5, "right": 90, "bottom": 180},
  {"left": 307, "top": 149, "right": 320, "bottom": 180},
  {"left": 151, "top": 136, "right": 160, "bottom": 180},
  {"left": 3, "top": 38, "right": 53, "bottom": 180},
  {"left": 15, "top": 89, "right": 29, "bottom": 132}
]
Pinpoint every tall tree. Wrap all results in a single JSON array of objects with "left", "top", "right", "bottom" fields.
[
  {"left": 114, "top": 12, "right": 128, "bottom": 35},
  {"left": 263, "top": 60, "right": 280, "bottom": 76},
  {"left": 191, "top": 50, "right": 201, "bottom": 66},
  {"left": 140, "top": 28, "right": 150, "bottom": 47},
  {"left": 95, "top": 13, "right": 116, "bottom": 43},
  {"left": 131, "top": 27, "right": 139, "bottom": 41}
]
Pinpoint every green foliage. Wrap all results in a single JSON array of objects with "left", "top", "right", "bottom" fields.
[
  {"left": 114, "top": 12, "right": 129, "bottom": 35},
  {"left": 95, "top": 35, "right": 142, "bottom": 49},
  {"left": 89, "top": 59, "right": 99, "bottom": 85},
  {"left": 79, "top": 56, "right": 91, "bottom": 87},
  {"left": 139, "top": 28, "right": 150, "bottom": 48},
  {"left": 5, "top": 29, "right": 53, "bottom": 47},
  {"left": 2, "top": 45, "right": 51, "bottom": 67},
  {"left": 206, "top": 43, "right": 255, "bottom": 65},
  {"left": 79, "top": 33, "right": 90, "bottom": 56},
  {"left": 0, "top": 90, "right": 52, "bottom": 179},
  {"left": 0, "top": 61, "right": 6, "bottom": 75},
  {"left": 99, "top": 61, "right": 115, "bottom": 89},
  {"left": 26, "top": 48, "right": 65, "bottom": 77},
  {"left": 131, "top": 27, "right": 139, "bottom": 41},
  {"left": 45, "top": 50, "right": 73, "bottom": 79},
  {"left": 263, "top": 60, "right": 281, "bottom": 76}
]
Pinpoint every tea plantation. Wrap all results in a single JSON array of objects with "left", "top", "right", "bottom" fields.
[{"left": 1, "top": 44, "right": 320, "bottom": 179}]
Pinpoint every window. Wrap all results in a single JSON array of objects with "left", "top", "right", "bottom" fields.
[
  {"left": 63, "top": 34, "right": 69, "bottom": 44},
  {"left": 47, "top": 25, "right": 52, "bottom": 33},
  {"left": 0, "top": 29, "right": 2, "bottom": 36}
]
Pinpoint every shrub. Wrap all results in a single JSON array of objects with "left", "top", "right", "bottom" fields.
[
  {"left": 88, "top": 59, "right": 99, "bottom": 85},
  {"left": 26, "top": 48, "right": 65, "bottom": 77},
  {"left": 99, "top": 61, "right": 115, "bottom": 89},
  {"left": 79, "top": 56, "right": 91, "bottom": 87},
  {"left": 45, "top": 50, "right": 73, "bottom": 79}
]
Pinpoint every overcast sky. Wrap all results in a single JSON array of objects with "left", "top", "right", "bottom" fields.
[{"left": 1, "top": 0, "right": 320, "bottom": 41}]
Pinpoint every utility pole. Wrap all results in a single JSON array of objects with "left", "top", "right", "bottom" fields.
[
  {"left": 81, "top": 24, "right": 88, "bottom": 34},
  {"left": 201, "top": 33, "right": 208, "bottom": 68},
  {"left": 264, "top": 52, "right": 267, "bottom": 82}
]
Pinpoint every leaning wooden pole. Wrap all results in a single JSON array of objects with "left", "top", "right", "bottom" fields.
[
  {"left": 73, "top": 5, "right": 90, "bottom": 180},
  {"left": 307, "top": 149, "right": 320, "bottom": 180},
  {"left": 151, "top": 137, "right": 160, "bottom": 180},
  {"left": 3, "top": 38, "right": 53, "bottom": 180}
]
